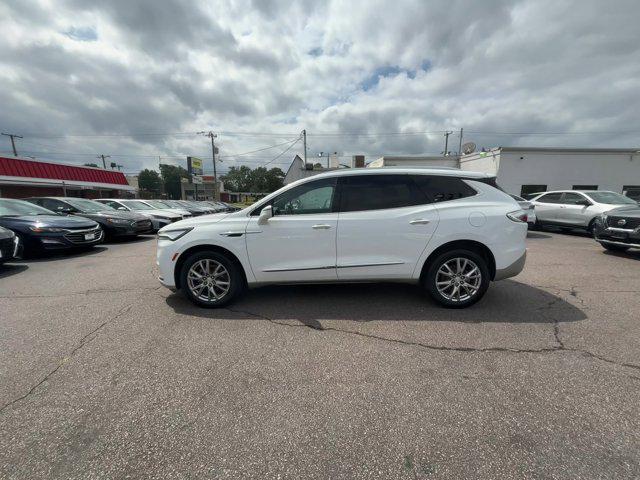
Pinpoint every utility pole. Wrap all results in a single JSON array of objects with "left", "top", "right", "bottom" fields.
[
  {"left": 443, "top": 131, "right": 453, "bottom": 156},
  {"left": 458, "top": 128, "right": 464, "bottom": 156},
  {"left": 198, "top": 131, "right": 220, "bottom": 200},
  {"left": 302, "top": 129, "right": 307, "bottom": 165},
  {"left": 1, "top": 133, "right": 23, "bottom": 156},
  {"left": 97, "top": 154, "right": 110, "bottom": 169}
]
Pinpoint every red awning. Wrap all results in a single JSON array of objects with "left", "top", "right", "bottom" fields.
[{"left": 0, "top": 156, "right": 129, "bottom": 186}]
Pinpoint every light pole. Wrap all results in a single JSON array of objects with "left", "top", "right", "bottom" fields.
[{"left": 198, "top": 131, "right": 220, "bottom": 200}]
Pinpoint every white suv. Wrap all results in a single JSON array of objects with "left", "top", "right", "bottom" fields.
[
  {"left": 156, "top": 168, "right": 528, "bottom": 308},
  {"left": 529, "top": 190, "right": 638, "bottom": 233}
]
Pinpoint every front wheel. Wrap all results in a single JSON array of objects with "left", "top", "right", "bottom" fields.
[
  {"left": 180, "top": 251, "right": 244, "bottom": 307},
  {"left": 424, "top": 249, "right": 490, "bottom": 308}
]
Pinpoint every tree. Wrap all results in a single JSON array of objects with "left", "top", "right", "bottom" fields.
[
  {"left": 221, "top": 166, "right": 285, "bottom": 193},
  {"left": 83, "top": 163, "right": 99, "bottom": 168},
  {"left": 160, "top": 164, "right": 189, "bottom": 199},
  {"left": 138, "top": 169, "right": 162, "bottom": 195}
]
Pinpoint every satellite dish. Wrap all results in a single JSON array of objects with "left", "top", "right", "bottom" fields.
[{"left": 462, "top": 142, "right": 476, "bottom": 155}]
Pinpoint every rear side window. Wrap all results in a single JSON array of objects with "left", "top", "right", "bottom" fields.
[
  {"left": 411, "top": 175, "right": 477, "bottom": 203},
  {"left": 536, "top": 192, "right": 563, "bottom": 203},
  {"left": 339, "top": 175, "right": 426, "bottom": 212}
]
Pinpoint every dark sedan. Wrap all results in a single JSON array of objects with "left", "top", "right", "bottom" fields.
[
  {"left": 0, "top": 198, "right": 102, "bottom": 255},
  {"left": 25, "top": 197, "right": 153, "bottom": 238},
  {"left": 593, "top": 204, "right": 640, "bottom": 252},
  {"left": 0, "top": 225, "right": 21, "bottom": 263}
]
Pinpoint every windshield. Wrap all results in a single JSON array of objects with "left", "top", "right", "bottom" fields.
[
  {"left": 65, "top": 198, "right": 115, "bottom": 212},
  {"left": 121, "top": 200, "right": 152, "bottom": 210},
  {"left": 584, "top": 191, "right": 637, "bottom": 205},
  {"left": 145, "top": 200, "right": 173, "bottom": 209},
  {"left": 0, "top": 199, "right": 56, "bottom": 216}
]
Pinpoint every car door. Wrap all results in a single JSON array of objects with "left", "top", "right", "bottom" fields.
[
  {"left": 558, "top": 192, "right": 592, "bottom": 226},
  {"left": 532, "top": 192, "right": 563, "bottom": 223},
  {"left": 245, "top": 177, "right": 338, "bottom": 283},
  {"left": 335, "top": 174, "right": 438, "bottom": 280}
]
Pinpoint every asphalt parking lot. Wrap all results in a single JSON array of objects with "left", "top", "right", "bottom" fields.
[{"left": 1, "top": 231, "right": 639, "bottom": 479}]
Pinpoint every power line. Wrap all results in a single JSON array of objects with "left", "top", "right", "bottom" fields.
[{"left": 262, "top": 137, "right": 302, "bottom": 166}]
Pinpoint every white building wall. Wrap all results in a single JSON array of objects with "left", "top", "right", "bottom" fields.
[
  {"left": 368, "top": 156, "right": 459, "bottom": 168},
  {"left": 460, "top": 148, "right": 640, "bottom": 195}
]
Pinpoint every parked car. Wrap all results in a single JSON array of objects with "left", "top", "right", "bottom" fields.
[
  {"left": 203, "top": 201, "right": 241, "bottom": 212},
  {"left": 95, "top": 199, "right": 182, "bottom": 232},
  {"left": 509, "top": 194, "right": 537, "bottom": 227},
  {"left": 25, "top": 197, "right": 153, "bottom": 238},
  {"left": 0, "top": 198, "right": 102, "bottom": 254},
  {"left": 529, "top": 190, "right": 638, "bottom": 233},
  {"left": 593, "top": 204, "right": 640, "bottom": 252},
  {"left": 139, "top": 200, "right": 193, "bottom": 219},
  {"left": 0, "top": 225, "right": 21, "bottom": 264},
  {"left": 157, "top": 168, "right": 528, "bottom": 309},
  {"left": 160, "top": 200, "right": 212, "bottom": 216}
]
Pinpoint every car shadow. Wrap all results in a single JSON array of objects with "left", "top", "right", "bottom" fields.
[
  {"left": 0, "top": 264, "right": 28, "bottom": 279},
  {"left": 165, "top": 280, "right": 586, "bottom": 325},
  {"left": 526, "top": 231, "right": 552, "bottom": 239},
  {"left": 103, "top": 235, "right": 156, "bottom": 244},
  {"left": 603, "top": 248, "right": 640, "bottom": 261},
  {"left": 17, "top": 246, "right": 108, "bottom": 263}
]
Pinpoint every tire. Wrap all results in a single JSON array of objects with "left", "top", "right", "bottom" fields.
[
  {"left": 424, "top": 249, "right": 490, "bottom": 308},
  {"left": 587, "top": 219, "right": 596, "bottom": 236},
  {"left": 602, "top": 243, "right": 628, "bottom": 253},
  {"left": 180, "top": 251, "right": 244, "bottom": 308}
]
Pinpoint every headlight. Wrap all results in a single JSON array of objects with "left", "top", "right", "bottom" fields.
[
  {"left": 29, "top": 226, "right": 66, "bottom": 233},
  {"left": 105, "top": 217, "right": 131, "bottom": 225},
  {"left": 151, "top": 214, "right": 171, "bottom": 220},
  {"left": 157, "top": 227, "right": 193, "bottom": 241}
]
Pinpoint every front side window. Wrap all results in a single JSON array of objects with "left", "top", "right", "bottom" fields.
[
  {"left": 536, "top": 192, "right": 563, "bottom": 203},
  {"left": 339, "top": 175, "right": 426, "bottom": 212},
  {"left": 270, "top": 178, "right": 336, "bottom": 215},
  {"left": 561, "top": 192, "right": 589, "bottom": 205}
]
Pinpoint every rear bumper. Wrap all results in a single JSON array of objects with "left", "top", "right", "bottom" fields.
[{"left": 494, "top": 250, "right": 527, "bottom": 281}]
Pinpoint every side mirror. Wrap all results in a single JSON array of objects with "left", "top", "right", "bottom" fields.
[
  {"left": 258, "top": 205, "right": 273, "bottom": 225},
  {"left": 577, "top": 199, "right": 591, "bottom": 207},
  {"left": 58, "top": 207, "right": 73, "bottom": 214},
  {"left": 117, "top": 206, "right": 127, "bottom": 211}
]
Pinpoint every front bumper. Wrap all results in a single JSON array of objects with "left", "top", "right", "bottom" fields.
[
  {"left": 107, "top": 220, "right": 154, "bottom": 236},
  {"left": 594, "top": 221, "right": 640, "bottom": 249},
  {"left": 36, "top": 227, "right": 104, "bottom": 250}
]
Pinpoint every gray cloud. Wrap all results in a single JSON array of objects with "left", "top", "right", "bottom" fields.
[{"left": 0, "top": 0, "right": 638, "bottom": 174}]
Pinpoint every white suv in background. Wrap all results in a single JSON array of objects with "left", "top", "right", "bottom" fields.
[
  {"left": 156, "top": 168, "right": 528, "bottom": 308},
  {"left": 529, "top": 190, "right": 638, "bottom": 233}
]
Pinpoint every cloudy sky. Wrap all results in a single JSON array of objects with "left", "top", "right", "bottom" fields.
[{"left": 1, "top": 0, "right": 639, "bottom": 175}]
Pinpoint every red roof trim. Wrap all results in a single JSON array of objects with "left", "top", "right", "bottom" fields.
[{"left": 0, "top": 156, "right": 129, "bottom": 186}]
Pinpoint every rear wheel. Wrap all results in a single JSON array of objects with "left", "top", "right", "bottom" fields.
[
  {"left": 602, "top": 243, "right": 628, "bottom": 253},
  {"left": 424, "top": 249, "right": 490, "bottom": 308},
  {"left": 180, "top": 251, "right": 243, "bottom": 307}
]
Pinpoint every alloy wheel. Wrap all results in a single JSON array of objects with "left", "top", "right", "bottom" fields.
[
  {"left": 435, "top": 257, "right": 482, "bottom": 302},
  {"left": 186, "top": 259, "right": 231, "bottom": 302}
]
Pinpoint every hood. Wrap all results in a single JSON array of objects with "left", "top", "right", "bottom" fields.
[
  {"left": 0, "top": 215, "right": 99, "bottom": 230},
  {"left": 149, "top": 209, "right": 182, "bottom": 218},
  {"left": 159, "top": 212, "right": 229, "bottom": 230},
  {"left": 80, "top": 210, "right": 147, "bottom": 221},
  {"left": 606, "top": 205, "right": 640, "bottom": 218}
]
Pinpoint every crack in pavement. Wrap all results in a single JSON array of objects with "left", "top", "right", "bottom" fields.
[
  {"left": 0, "top": 303, "right": 135, "bottom": 415},
  {"left": 223, "top": 307, "right": 640, "bottom": 372}
]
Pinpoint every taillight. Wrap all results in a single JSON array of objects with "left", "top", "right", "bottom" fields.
[{"left": 507, "top": 210, "right": 528, "bottom": 223}]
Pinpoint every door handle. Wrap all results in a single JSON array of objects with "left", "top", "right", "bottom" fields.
[
  {"left": 312, "top": 224, "right": 332, "bottom": 229},
  {"left": 409, "top": 219, "right": 430, "bottom": 225}
]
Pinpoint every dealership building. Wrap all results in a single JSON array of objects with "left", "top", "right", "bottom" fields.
[
  {"left": 0, "top": 156, "right": 136, "bottom": 199},
  {"left": 459, "top": 147, "right": 640, "bottom": 197}
]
